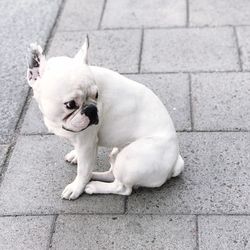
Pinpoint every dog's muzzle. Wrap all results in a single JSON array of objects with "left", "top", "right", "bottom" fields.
[
  {"left": 81, "top": 104, "right": 99, "bottom": 125},
  {"left": 62, "top": 104, "right": 99, "bottom": 133}
]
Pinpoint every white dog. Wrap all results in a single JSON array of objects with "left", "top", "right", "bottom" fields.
[{"left": 26, "top": 36, "right": 184, "bottom": 200}]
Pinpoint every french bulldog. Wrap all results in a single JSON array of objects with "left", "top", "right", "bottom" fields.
[{"left": 26, "top": 36, "right": 184, "bottom": 200}]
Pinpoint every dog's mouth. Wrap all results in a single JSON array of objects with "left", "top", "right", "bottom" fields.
[{"left": 62, "top": 104, "right": 98, "bottom": 133}]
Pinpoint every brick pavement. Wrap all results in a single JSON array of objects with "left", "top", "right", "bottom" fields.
[{"left": 0, "top": 0, "right": 250, "bottom": 249}]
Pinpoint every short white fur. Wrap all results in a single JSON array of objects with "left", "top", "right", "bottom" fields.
[{"left": 27, "top": 37, "right": 184, "bottom": 200}]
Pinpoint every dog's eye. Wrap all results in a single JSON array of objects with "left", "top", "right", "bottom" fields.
[
  {"left": 64, "top": 100, "right": 78, "bottom": 109},
  {"left": 95, "top": 91, "right": 98, "bottom": 99}
]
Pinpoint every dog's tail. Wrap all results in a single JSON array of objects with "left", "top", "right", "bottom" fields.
[{"left": 172, "top": 154, "right": 184, "bottom": 177}]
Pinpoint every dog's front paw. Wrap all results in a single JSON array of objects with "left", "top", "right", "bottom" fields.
[
  {"left": 61, "top": 181, "right": 85, "bottom": 200},
  {"left": 64, "top": 150, "right": 77, "bottom": 165}
]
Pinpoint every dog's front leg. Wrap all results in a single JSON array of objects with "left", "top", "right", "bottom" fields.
[{"left": 61, "top": 140, "right": 97, "bottom": 200}]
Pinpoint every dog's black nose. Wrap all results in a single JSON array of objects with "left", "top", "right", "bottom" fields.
[{"left": 81, "top": 104, "right": 99, "bottom": 125}]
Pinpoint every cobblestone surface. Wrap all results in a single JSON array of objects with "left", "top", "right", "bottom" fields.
[{"left": 1, "top": 0, "right": 250, "bottom": 249}]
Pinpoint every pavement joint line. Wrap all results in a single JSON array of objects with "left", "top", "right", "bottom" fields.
[
  {"left": 0, "top": 144, "right": 15, "bottom": 187},
  {"left": 195, "top": 215, "right": 199, "bottom": 250},
  {"left": 125, "top": 70, "right": 250, "bottom": 74},
  {"left": 19, "top": 130, "right": 250, "bottom": 137},
  {"left": 98, "top": 0, "right": 107, "bottom": 30},
  {"left": 140, "top": 70, "right": 243, "bottom": 74},
  {"left": 233, "top": 26, "right": 243, "bottom": 72},
  {"left": 186, "top": 0, "right": 190, "bottom": 27},
  {"left": 44, "top": 0, "right": 67, "bottom": 54},
  {"left": 56, "top": 28, "right": 142, "bottom": 33},
  {"left": 115, "top": 212, "right": 250, "bottom": 216},
  {"left": 138, "top": 29, "right": 144, "bottom": 73},
  {"left": 188, "top": 73, "right": 194, "bottom": 130},
  {"left": 20, "top": 133, "right": 54, "bottom": 136},
  {"left": 124, "top": 197, "right": 128, "bottom": 214},
  {"left": 14, "top": 89, "right": 33, "bottom": 133},
  {"left": 180, "top": 130, "right": 250, "bottom": 133},
  {"left": 47, "top": 214, "right": 58, "bottom": 250},
  {"left": 0, "top": 211, "right": 128, "bottom": 217},
  {"left": 2, "top": 212, "right": 250, "bottom": 217},
  {"left": 56, "top": 24, "right": 250, "bottom": 32}
]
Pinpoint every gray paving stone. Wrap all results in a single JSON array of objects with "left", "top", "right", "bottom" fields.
[
  {"left": 0, "top": 135, "right": 124, "bottom": 215},
  {"left": 0, "top": 216, "right": 53, "bottom": 250},
  {"left": 192, "top": 73, "right": 250, "bottom": 131},
  {"left": 190, "top": 0, "right": 250, "bottom": 26},
  {"left": 21, "top": 99, "right": 49, "bottom": 134},
  {"left": 127, "top": 132, "right": 250, "bottom": 214},
  {"left": 141, "top": 28, "right": 239, "bottom": 73},
  {"left": 0, "top": 145, "right": 9, "bottom": 170},
  {"left": 0, "top": 0, "right": 62, "bottom": 143},
  {"left": 126, "top": 74, "right": 191, "bottom": 131},
  {"left": 51, "top": 215, "right": 196, "bottom": 250},
  {"left": 237, "top": 27, "right": 250, "bottom": 71},
  {"left": 56, "top": 0, "right": 104, "bottom": 31},
  {"left": 48, "top": 30, "right": 141, "bottom": 73},
  {"left": 199, "top": 216, "right": 250, "bottom": 250},
  {"left": 102, "top": 0, "right": 186, "bottom": 28}
]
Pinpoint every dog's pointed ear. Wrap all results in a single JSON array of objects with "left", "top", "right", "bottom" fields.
[
  {"left": 26, "top": 43, "right": 46, "bottom": 87},
  {"left": 74, "top": 35, "right": 89, "bottom": 64}
]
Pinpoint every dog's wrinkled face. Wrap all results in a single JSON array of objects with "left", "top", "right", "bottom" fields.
[{"left": 27, "top": 37, "right": 99, "bottom": 134}]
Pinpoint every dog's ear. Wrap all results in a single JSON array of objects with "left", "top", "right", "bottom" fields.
[
  {"left": 26, "top": 43, "right": 46, "bottom": 87},
  {"left": 88, "top": 84, "right": 99, "bottom": 101},
  {"left": 74, "top": 35, "right": 89, "bottom": 65}
]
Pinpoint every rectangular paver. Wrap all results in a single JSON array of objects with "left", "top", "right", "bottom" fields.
[
  {"left": 191, "top": 73, "right": 250, "bottom": 131},
  {"left": 51, "top": 215, "right": 196, "bottom": 250},
  {"left": 190, "top": 0, "right": 250, "bottom": 26},
  {"left": 102, "top": 0, "right": 186, "bottom": 28},
  {"left": 48, "top": 30, "right": 142, "bottom": 73},
  {"left": 0, "top": 0, "right": 62, "bottom": 143},
  {"left": 0, "top": 135, "right": 124, "bottom": 215},
  {"left": 0, "top": 216, "right": 53, "bottom": 250},
  {"left": 237, "top": 27, "right": 250, "bottom": 71},
  {"left": 141, "top": 28, "right": 239, "bottom": 73},
  {"left": 199, "top": 216, "right": 250, "bottom": 250},
  {"left": 56, "top": 0, "right": 104, "bottom": 31},
  {"left": 126, "top": 74, "right": 191, "bottom": 131},
  {"left": 21, "top": 99, "right": 49, "bottom": 134},
  {"left": 127, "top": 132, "right": 250, "bottom": 214}
]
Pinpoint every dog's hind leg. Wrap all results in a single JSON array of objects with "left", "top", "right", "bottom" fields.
[
  {"left": 91, "top": 147, "right": 119, "bottom": 182},
  {"left": 85, "top": 179, "right": 132, "bottom": 195},
  {"left": 91, "top": 170, "right": 114, "bottom": 182}
]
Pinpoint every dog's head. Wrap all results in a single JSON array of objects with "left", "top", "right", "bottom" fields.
[{"left": 27, "top": 36, "right": 99, "bottom": 135}]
